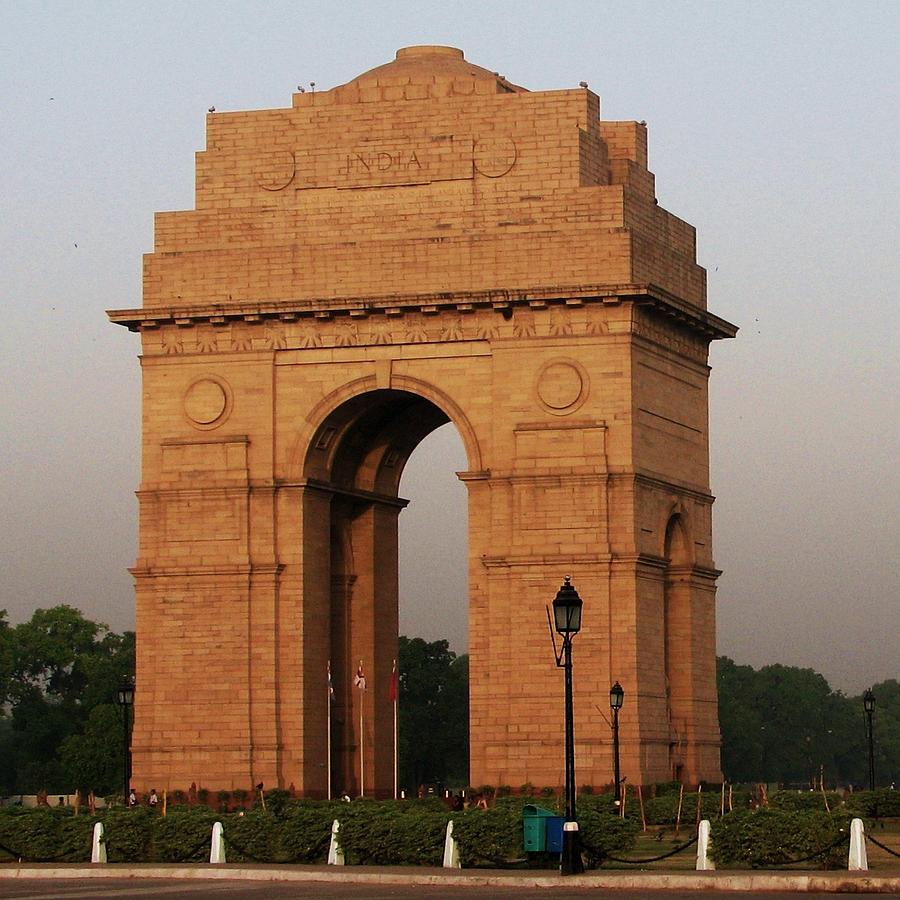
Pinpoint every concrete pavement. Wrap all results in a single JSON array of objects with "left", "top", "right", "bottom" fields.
[{"left": 1, "top": 864, "right": 900, "bottom": 893}]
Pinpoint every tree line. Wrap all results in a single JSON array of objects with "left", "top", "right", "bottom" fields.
[
  {"left": 0, "top": 606, "right": 134, "bottom": 796},
  {"left": 0, "top": 606, "right": 896, "bottom": 795}
]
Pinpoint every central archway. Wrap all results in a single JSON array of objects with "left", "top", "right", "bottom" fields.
[{"left": 301, "top": 388, "right": 474, "bottom": 797}]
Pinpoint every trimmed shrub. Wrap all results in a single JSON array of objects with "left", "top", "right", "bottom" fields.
[
  {"left": 278, "top": 804, "right": 338, "bottom": 863},
  {"left": 578, "top": 807, "right": 638, "bottom": 868},
  {"left": 0, "top": 808, "right": 94, "bottom": 862},
  {"left": 221, "top": 809, "right": 280, "bottom": 862},
  {"left": 710, "top": 808, "right": 851, "bottom": 869},
  {"left": 153, "top": 808, "right": 217, "bottom": 862},
  {"left": 99, "top": 808, "right": 156, "bottom": 862},
  {"left": 768, "top": 790, "right": 844, "bottom": 813},
  {"left": 336, "top": 800, "right": 450, "bottom": 865},
  {"left": 262, "top": 788, "right": 292, "bottom": 816},
  {"left": 642, "top": 788, "right": 751, "bottom": 824},
  {"left": 452, "top": 804, "right": 523, "bottom": 866},
  {"left": 845, "top": 788, "right": 900, "bottom": 818}
]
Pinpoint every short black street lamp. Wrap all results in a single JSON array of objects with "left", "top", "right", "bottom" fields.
[
  {"left": 610, "top": 681, "right": 624, "bottom": 805},
  {"left": 117, "top": 678, "right": 135, "bottom": 806},
  {"left": 863, "top": 688, "right": 876, "bottom": 791},
  {"left": 548, "top": 576, "right": 585, "bottom": 876}
]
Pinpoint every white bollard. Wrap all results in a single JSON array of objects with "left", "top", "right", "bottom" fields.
[
  {"left": 442, "top": 819, "right": 461, "bottom": 868},
  {"left": 327, "top": 819, "right": 344, "bottom": 865},
  {"left": 848, "top": 817, "right": 868, "bottom": 871},
  {"left": 90, "top": 822, "right": 106, "bottom": 863},
  {"left": 209, "top": 821, "right": 226, "bottom": 864},
  {"left": 696, "top": 819, "right": 715, "bottom": 870}
]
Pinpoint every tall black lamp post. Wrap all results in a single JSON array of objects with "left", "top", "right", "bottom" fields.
[
  {"left": 117, "top": 678, "right": 135, "bottom": 806},
  {"left": 610, "top": 681, "right": 624, "bottom": 805},
  {"left": 549, "top": 576, "right": 585, "bottom": 876},
  {"left": 863, "top": 688, "right": 876, "bottom": 792}
]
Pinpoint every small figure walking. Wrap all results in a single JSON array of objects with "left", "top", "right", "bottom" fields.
[
  {"left": 128, "top": 788, "right": 138, "bottom": 807},
  {"left": 149, "top": 789, "right": 159, "bottom": 809}
]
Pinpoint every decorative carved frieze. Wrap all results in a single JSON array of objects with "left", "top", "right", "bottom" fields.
[
  {"left": 632, "top": 309, "right": 708, "bottom": 363},
  {"left": 131, "top": 292, "right": 729, "bottom": 360}
]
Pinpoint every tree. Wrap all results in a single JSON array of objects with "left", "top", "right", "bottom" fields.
[
  {"left": 59, "top": 704, "right": 125, "bottom": 795},
  {"left": 9, "top": 604, "right": 103, "bottom": 703},
  {"left": 398, "top": 636, "right": 468, "bottom": 791},
  {"left": 870, "top": 679, "right": 900, "bottom": 787},
  {"left": 0, "top": 610, "right": 12, "bottom": 705},
  {"left": 1, "top": 605, "right": 134, "bottom": 795},
  {"left": 717, "top": 657, "right": 900, "bottom": 787}
]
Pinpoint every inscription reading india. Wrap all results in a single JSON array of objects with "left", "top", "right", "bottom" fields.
[{"left": 341, "top": 149, "right": 423, "bottom": 176}]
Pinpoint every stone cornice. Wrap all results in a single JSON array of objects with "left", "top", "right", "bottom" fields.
[
  {"left": 108, "top": 282, "right": 737, "bottom": 341},
  {"left": 481, "top": 552, "right": 613, "bottom": 568},
  {"left": 295, "top": 478, "right": 409, "bottom": 510},
  {"left": 129, "top": 563, "right": 283, "bottom": 578},
  {"left": 630, "top": 472, "right": 716, "bottom": 505}
]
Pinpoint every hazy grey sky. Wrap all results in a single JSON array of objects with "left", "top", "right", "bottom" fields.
[{"left": 2, "top": 1, "right": 897, "bottom": 695}]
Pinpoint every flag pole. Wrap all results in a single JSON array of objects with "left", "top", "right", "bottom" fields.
[
  {"left": 359, "top": 691, "right": 366, "bottom": 797},
  {"left": 391, "top": 658, "right": 398, "bottom": 800},
  {"left": 355, "top": 659, "right": 366, "bottom": 798},
  {"left": 326, "top": 660, "right": 333, "bottom": 801}
]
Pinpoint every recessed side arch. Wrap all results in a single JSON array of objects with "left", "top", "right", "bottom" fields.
[
  {"left": 661, "top": 500, "right": 694, "bottom": 567},
  {"left": 662, "top": 504, "right": 697, "bottom": 783}
]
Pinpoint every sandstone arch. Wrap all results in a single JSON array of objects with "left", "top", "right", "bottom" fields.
[{"left": 110, "top": 45, "right": 735, "bottom": 794}]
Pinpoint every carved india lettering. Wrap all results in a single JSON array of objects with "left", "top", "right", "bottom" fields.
[{"left": 341, "top": 147, "right": 423, "bottom": 175}]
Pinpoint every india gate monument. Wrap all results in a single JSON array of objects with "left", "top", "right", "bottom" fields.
[{"left": 109, "top": 46, "right": 736, "bottom": 797}]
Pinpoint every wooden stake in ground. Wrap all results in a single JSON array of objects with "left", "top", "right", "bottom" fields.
[
  {"left": 720, "top": 782, "right": 726, "bottom": 817},
  {"left": 637, "top": 784, "right": 647, "bottom": 832},
  {"left": 728, "top": 783, "right": 733, "bottom": 812},
  {"left": 162, "top": 789, "right": 167, "bottom": 817},
  {"left": 695, "top": 784, "right": 703, "bottom": 828},
  {"left": 674, "top": 783, "right": 685, "bottom": 838},
  {"left": 257, "top": 783, "right": 267, "bottom": 812}
]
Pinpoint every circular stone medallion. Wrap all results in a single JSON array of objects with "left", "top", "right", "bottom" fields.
[
  {"left": 184, "top": 378, "right": 229, "bottom": 427},
  {"left": 255, "top": 150, "right": 296, "bottom": 191},
  {"left": 473, "top": 137, "right": 517, "bottom": 177},
  {"left": 536, "top": 360, "right": 588, "bottom": 415}
]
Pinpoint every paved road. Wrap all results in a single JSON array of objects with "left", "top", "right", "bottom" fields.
[{"left": 0, "top": 879, "right": 858, "bottom": 899}]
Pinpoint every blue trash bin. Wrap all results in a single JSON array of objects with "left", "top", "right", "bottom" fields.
[{"left": 545, "top": 816, "right": 565, "bottom": 853}]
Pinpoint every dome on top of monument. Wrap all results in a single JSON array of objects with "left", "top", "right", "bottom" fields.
[{"left": 340, "top": 45, "right": 527, "bottom": 95}]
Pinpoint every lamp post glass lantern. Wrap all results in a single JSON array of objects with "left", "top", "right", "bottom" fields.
[
  {"left": 117, "top": 679, "right": 135, "bottom": 806},
  {"left": 552, "top": 577, "right": 583, "bottom": 635},
  {"left": 549, "top": 576, "right": 585, "bottom": 876},
  {"left": 863, "top": 689, "right": 876, "bottom": 791},
  {"left": 610, "top": 681, "right": 624, "bottom": 804}
]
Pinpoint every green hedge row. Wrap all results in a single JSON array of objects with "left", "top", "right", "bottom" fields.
[
  {"left": 767, "top": 790, "right": 846, "bottom": 812},
  {"left": 763, "top": 789, "right": 900, "bottom": 817},
  {"left": 0, "top": 798, "right": 635, "bottom": 868},
  {"left": 709, "top": 808, "right": 852, "bottom": 869},
  {"left": 845, "top": 789, "right": 900, "bottom": 818},
  {"left": 3, "top": 795, "right": 887, "bottom": 869}
]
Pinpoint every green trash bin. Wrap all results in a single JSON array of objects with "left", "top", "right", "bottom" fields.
[{"left": 523, "top": 804, "right": 557, "bottom": 852}]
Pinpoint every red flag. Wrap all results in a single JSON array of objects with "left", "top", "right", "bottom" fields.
[
  {"left": 354, "top": 660, "right": 367, "bottom": 692},
  {"left": 388, "top": 659, "right": 398, "bottom": 703}
]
